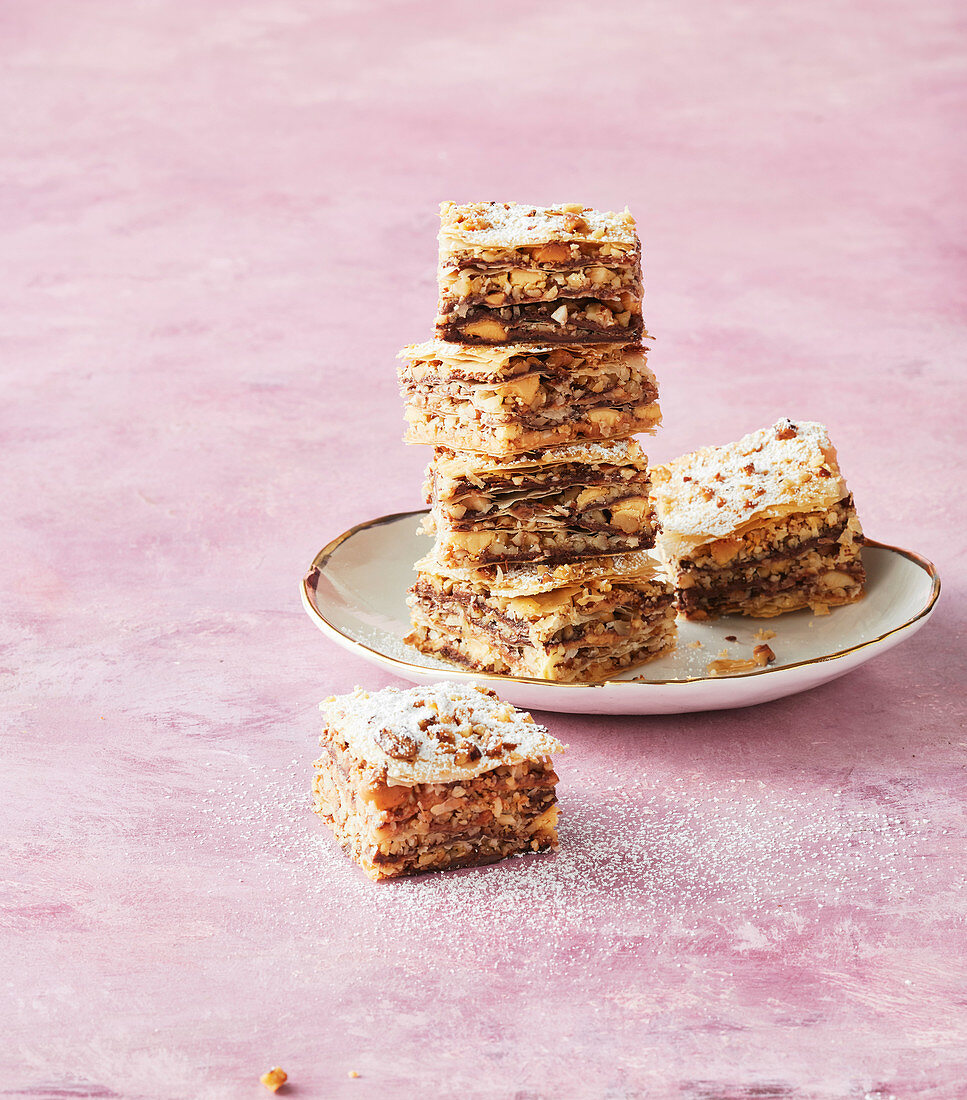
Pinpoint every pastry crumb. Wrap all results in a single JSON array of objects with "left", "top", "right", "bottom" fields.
[
  {"left": 688, "top": 640, "right": 703, "bottom": 649},
  {"left": 348, "top": 1070, "right": 360, "bottom": 1078},
  {"left": 753, "top": 628, "right": 776, "bottom": 642},
  {"left": 707, "top": 645, "right": 776, "bottom": 676},
  {"left": 707, "top": 657, "right": 756, "bottom": 675},
  {"left": 260, "top": 1067, "right": 287, "bottom": 1092}
]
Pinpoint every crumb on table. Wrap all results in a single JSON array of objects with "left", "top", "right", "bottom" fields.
[{"left": 260, "top": 1067, "right": 287, "bottom": 1092}]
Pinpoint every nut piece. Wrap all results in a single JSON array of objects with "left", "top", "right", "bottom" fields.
[
  {"left": 462, "top": 318, "right": 508, "bottom": 341},
  {"left": 533, "top": 242, "right": 570, "bottom": 264},
  {"left": 260, "top": 1067, "right": 287, "bottom": 1093},
  {"left": 753, "top": 644, "right": 776, "bottom": 665},
  {"left": 709, "top": 538, "right": 741, "bottom": 566},
  {"left": 454, "top": 742, "right": 482, "bottom": 766},
  {"left": 376, "top": 727, "right": 420, "bottom": 761}
]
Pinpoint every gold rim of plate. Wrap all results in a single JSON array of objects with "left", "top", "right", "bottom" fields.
[{"left": 301, "top": 509, "right": 941, "bottom": 689}]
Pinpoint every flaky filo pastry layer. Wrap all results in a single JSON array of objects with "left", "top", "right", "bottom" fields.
[{"left": 422, "top": 439, "right": 656, "bottom": 567}]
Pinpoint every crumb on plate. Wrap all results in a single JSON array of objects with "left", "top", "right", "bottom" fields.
[{"left": 706, "top": 645, "right": 776, "bottom": 676}]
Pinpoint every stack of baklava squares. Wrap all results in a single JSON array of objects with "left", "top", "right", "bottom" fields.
[{"left": 397, "top": 201, "right": 677, "bottom": 683}]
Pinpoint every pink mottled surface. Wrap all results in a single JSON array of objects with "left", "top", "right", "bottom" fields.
[{"left": 3, "top": 2, "right": 966, "bottom": 1098}]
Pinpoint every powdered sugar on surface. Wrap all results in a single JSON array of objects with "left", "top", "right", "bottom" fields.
[{"left": 209, "top": 757, "right": 930, "bottom": 962}]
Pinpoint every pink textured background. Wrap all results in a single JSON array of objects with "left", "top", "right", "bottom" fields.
[{"left": 3, "top": 2, "right": 966, "bottom": 1098}]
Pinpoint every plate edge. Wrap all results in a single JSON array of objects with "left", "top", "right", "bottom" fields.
[{"left": 301, "top": 510, "right": 942, "bottom": 690}]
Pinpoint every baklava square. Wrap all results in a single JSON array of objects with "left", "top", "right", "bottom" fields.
[
  {"left": 407, "top": 552, "right": 677, "bottom": 682},
  {"left": 313, "top": 682, "right": 563, "bottom": 881},
  {"left": 650, "top": 419, "right": 865, "bottom": 620},
  {"left": 421, "top": 439, "right": 657, "bottom": 568},
  {"left": 398, "top": 340, "right": 659, "bottom": 456},
  {"left": 436, "top": 201, "right": 643, "bottom": 345}
]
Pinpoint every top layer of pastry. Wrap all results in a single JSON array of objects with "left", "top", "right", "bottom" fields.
[
  {"left": 438, "top": 202, "right": 639, "bottom": 253},
  {"left": 650, "top": 419, "right": 849, "bottom": 553},
  {"left": 320, "top": 682, "right": 563, "bottom": 785}
]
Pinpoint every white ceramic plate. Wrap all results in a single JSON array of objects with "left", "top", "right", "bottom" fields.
[{"left": 301, "top": 511, "right": 940, "bottom": 715}]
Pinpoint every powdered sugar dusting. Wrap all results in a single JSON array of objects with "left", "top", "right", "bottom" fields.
[
  {"left": 651, "top": 419, "right": 850, "bottom": 551},
  {"left": 320, "top": 681, "right": 563, "bottom": 783},
  {"left": 438, "top": 201, "right": 638, "bottom": 250},
  {"left": 205, "top": 760, "right": 926, "bottom": 968}
]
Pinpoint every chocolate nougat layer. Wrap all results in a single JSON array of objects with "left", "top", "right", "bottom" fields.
[
  {"left": 406, "top": 553, "right": 677, "bottom": 683},
  {"left": 439, "top": 298, "right": 643, "bottom": 346},
  {"left": 399, "top": 340, "right": 660, "bottom": 456},
  {"left": 313, "top": 683, "right": 563, "bottom": 881},
  {"left": 422, "top": 439, "right": 656, "bottom": 567},
  {"left": 436, "top": 202, "right": 642, "bottom": 345}
]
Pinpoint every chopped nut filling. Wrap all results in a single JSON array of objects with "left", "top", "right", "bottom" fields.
[{"left": 439, "top": 297, "right": 642, "bottom": 346}]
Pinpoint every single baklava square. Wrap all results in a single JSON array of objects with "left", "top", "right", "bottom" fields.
[
  {"left": 398, "top": 340, "right": 660, "bottom": 456},
  {"left": 650, "top": 418, "right": 866, "bottom": 620},
  {"left": 406, "top": 552, "right": 677, "bottom": 682},
  {"left": 421, "top": 439, "right": 657, "bottom": 568},
  {"left": 436, "top": 201, "right": 643, "bottom": 345},
  {"left": 312, "top": 682, "right": 563, "bottom": 881}
]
